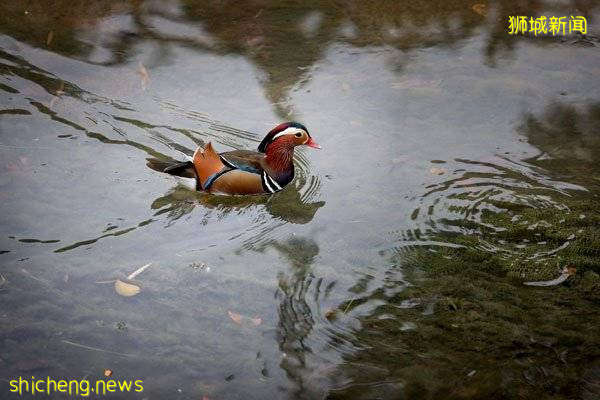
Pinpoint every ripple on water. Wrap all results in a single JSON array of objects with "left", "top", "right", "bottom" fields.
[{"left": 397, "top": 156, "right": 590, "bottom": 280}]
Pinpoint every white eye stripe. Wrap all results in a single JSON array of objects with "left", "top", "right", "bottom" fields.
[{"left": 272, "top": 127, "right": 304, "bottom": 140}]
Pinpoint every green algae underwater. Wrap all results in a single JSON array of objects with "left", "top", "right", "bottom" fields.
[{"left": 329, "top": 102, "right": 600, "bottom": 399}]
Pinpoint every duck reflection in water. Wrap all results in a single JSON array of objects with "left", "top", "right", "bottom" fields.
[{"left": 149, "top": 177, "right": 325, "bottom": 226}]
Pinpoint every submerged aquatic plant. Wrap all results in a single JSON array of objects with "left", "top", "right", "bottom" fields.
[{"left": 414, "top": 197, "right": 600, "bottom": 283}]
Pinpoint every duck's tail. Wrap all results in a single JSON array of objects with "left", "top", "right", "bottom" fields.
[
  {"left": 146, "top": 143, "right": 226, "bottom": 190},
  {"left": 146, "top": 158, "right": 196, "bottom": 179},
  {"left": 192, "top": 142, "right": 227, "bottom": 190}
]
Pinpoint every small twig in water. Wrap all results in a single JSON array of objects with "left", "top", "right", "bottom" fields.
[
  {"left": 0, "top": 144, "right": 53, "bottom": 150},
  {"left": 21, "top": 268, "right": 50, "bottom": 285},
  {"left": 61, "top": 340, "right": 136, "bottom": 358},
  {"left": 127, "top": 263, "right": 152, "bottom": 280},
  {"left": 343, "top": 298, "right": 355, "bottom": 314}
]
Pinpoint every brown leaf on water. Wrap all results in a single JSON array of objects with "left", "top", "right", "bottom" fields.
[
  {"left": 114, "top": 279, "right": 140, "bottom": 297},
  {"left": 228, "top": 311, "right": 243, "bottom": 324},
  {"left": 324, "top": 308, "right": 337, "bottom": 321},
  {"left": 46, "top": 31, "right": 54, "bottom": 46},
  {"left": 471, "top": 4, "right": 487, "bottom": 16},
  {"left": 103, "top": 369, "right": 113, "bottom": 377},
  {"left": 228, "top": 311, "right": 263, "bottom": 326},
  {"left": 56, "top": 81, "right": 65, "bottom": 96},
  {"left": 137, "top": 62, "right": 150, "bottom": 90},
  {"left": 430, "top": 167, "right": 447, "bottom": 175}
]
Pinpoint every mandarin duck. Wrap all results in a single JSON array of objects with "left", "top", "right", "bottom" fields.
[{"left": 148, "top": 122, "right": 320, "bottom": 195}]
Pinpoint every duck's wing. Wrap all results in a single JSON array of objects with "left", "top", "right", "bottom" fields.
[
  {"left": 221, "top": 149, "right": 290, "bottom": 192},
  {"left": 218, "top": 150, "right": 265, "bottom": 174}
]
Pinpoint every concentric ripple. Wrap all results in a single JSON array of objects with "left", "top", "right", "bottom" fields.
[{"left": 397, "top": 156, "right": 590, "bottom": 280}]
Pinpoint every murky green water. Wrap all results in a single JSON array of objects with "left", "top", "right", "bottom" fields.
[{"left": 1, "top": 1, "right": 599, "bottom": 399}]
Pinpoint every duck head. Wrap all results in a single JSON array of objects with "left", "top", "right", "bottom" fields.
[
  {"left": 258, "top": 122, "right": 320, "bottom": 173},
  {"left": 258, "top": 122, "right": 321, "bottom": 153}
]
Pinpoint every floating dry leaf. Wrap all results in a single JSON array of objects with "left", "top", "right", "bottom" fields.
[
  {"left": 103, "top": 369, "right": 113, "bottom": 377},
  {"left": 228, "top": 311, "right": 244, "bottom": 324},
  {"left": 46, "top": 30, "right": 54, "bottom": 46},
  {"left": 114, "top": 279, "right": 140, "bottom": 297},
  {"left": 430, "top": 167, "right": 447, "bottom": 175},
  {"left": 0, "top": 273, "right": 6, "bottom": 287},
  {"left": 56, "top": 81, "right": 65, "bottom": 96},
  {"left": 228, "top": 310, "right": 263, "bottom": 326},
  {"left": 324, "top": 308, "right": 337, "bottom": 321},
  {"left": 137, "top": 62, "right": 150, "bottom": 90},
  {"left": 471, "top": 4, "right": 487, "bottom": 16}
]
